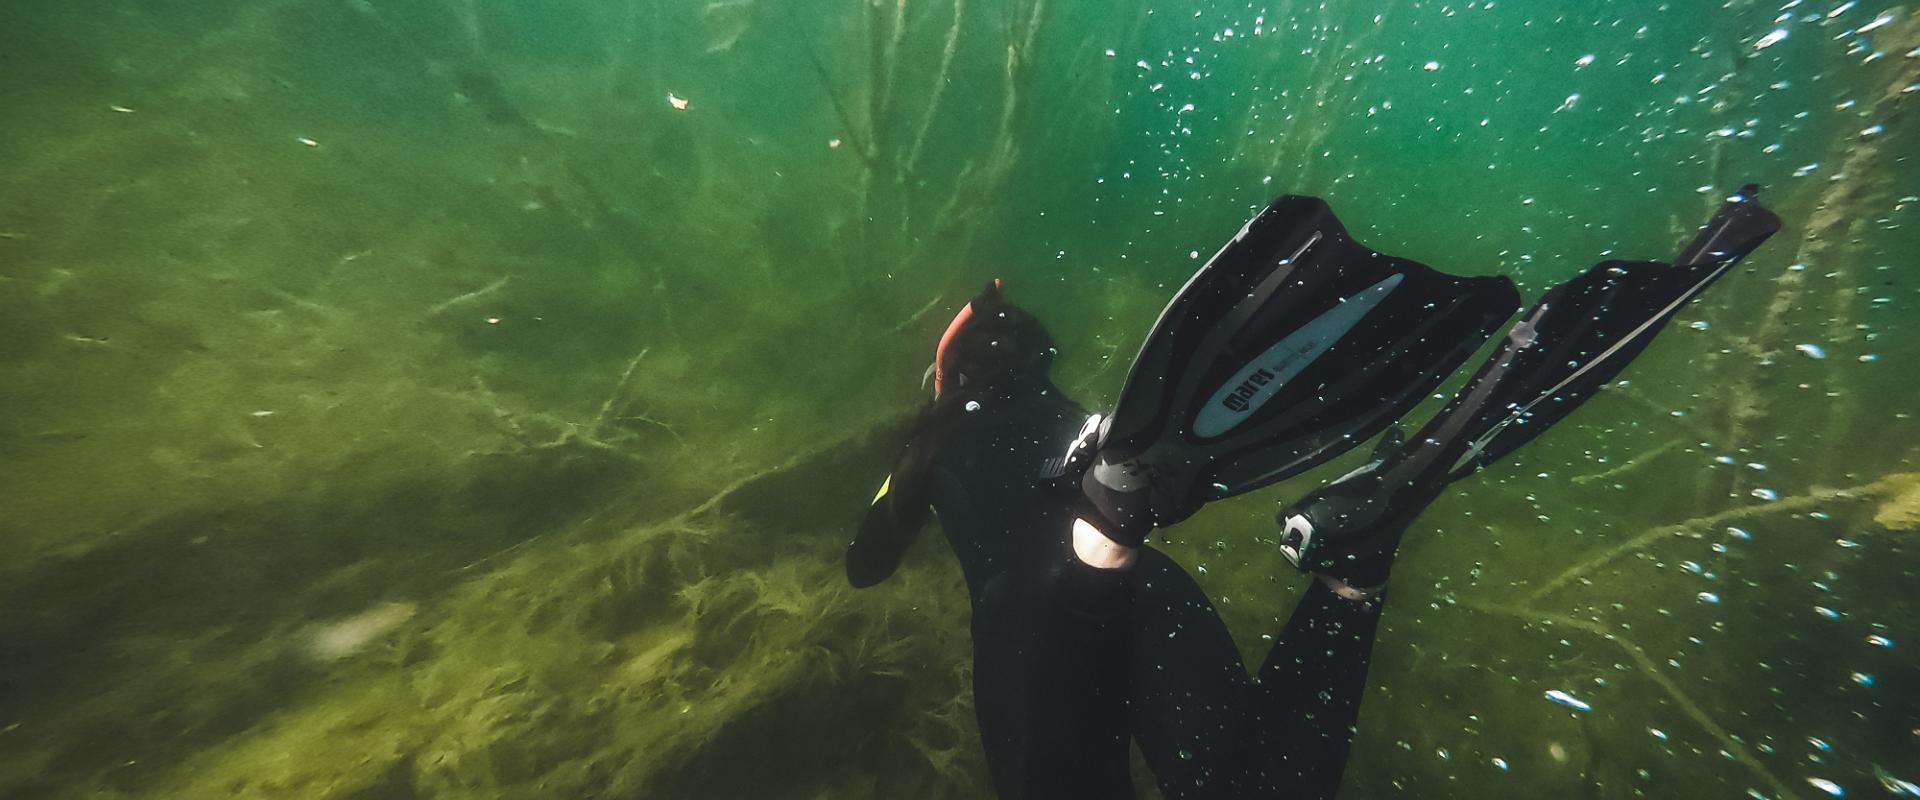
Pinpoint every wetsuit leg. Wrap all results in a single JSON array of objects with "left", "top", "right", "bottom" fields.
[
  {"left": 1125, "top": 551, "right": 1385, "bottom": 800},
  {"left": 972, "top": 552, "right": 1139, "bottom": 799},
  {"left": 992, "top": 549, "right": 1383, "bottom": 800},
  {"left": 1022, "top": 555, "right": 1138, "bottom": 799},
  {"left": 1230, "top": 580, "right": 1386, "bottom": 799},
  {"left": 1127, "top": 547, "right": 1253, "bottom": 799}
]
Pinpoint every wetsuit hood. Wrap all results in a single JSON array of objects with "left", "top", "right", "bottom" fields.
[{"left": 934, "top": 278, "right": 1056, "bottom": 399}]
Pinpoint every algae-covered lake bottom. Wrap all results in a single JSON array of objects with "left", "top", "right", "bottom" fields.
[{"left": 2, "top": 0, "right": 1917, "bottom": 798}]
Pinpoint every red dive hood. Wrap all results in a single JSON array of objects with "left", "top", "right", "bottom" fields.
[{"left": 933, "top": 278, "right": 1003, "bottom": 397}]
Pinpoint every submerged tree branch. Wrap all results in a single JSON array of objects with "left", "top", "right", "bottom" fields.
[
  {"left": 1461, "top": 601, "right": 1795, "bottom": 800},
  {"left": 1522, "top": 475, "right": 1903, "bottom": 606},
  {"left": 1569, "top": 438, "right": 1686, "bottom": 487},
  {"left": 905, "top": 0, "right": 967, "bottom": 178}
]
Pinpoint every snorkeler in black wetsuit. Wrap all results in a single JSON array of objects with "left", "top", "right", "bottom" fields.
[{"left": 849, "top": 189, "right": 1781, "bottom": 799}]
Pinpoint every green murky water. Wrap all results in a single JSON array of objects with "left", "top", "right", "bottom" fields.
[{"left": 2, "top": 0, "right": 1915, "bottom": 797}]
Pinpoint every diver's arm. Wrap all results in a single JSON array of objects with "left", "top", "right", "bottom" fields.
[
  {"left": 846, "top": 404, "right": 948, "bottom": 588},
  {"left": 847, "top": 468, "right": 932, "bottom": 587}
]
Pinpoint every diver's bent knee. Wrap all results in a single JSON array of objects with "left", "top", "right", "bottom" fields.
[{"left": 1072, "top": 517, "right": 1138, "bottom": 569}]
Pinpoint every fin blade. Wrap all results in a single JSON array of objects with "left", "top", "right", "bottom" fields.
[
  {"left": 1676, "top": 184, "right": 1782, "bottom": 268},
  {"left": 1429, "top": 190, "right": 1782, "bottom": 481},
  {"left": 1099, "top": 195, "right": 1521, "bottom": 525},
  {"left": 1434, "top": 259, "right": 1695, "bottom": 480}
]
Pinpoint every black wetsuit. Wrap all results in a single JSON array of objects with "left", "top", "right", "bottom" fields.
[
  {"left": 858, "top": 184, "right": 1783, "bottom": 800},
  {"left": 862, "top": 376, "right": 1385, "bottom": 799}
]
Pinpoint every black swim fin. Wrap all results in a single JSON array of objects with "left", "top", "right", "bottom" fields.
[
  {"left": 1068, "top": 195, "right": 1522, "bottom": 546},
  {"left": 1277, "top": 185, "right": 1783, "bottom": 584}
]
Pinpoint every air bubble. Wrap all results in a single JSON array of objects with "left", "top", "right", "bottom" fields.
[
  {"left": 1544, "top": 690, "right": 1592, "bottom": 712},
  {"left": 1808, "top": 777, "right": 1845, "bottom": 797}
]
